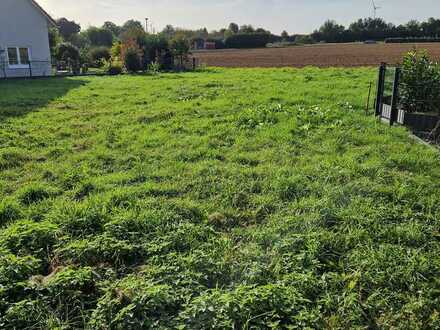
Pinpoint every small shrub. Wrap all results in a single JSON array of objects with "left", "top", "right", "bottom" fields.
[
  {"left": 102, "top": 58, "right": 123, "bottom": 75},
  {"left": 55, "top": 42, "right": 80, "bottom": 62},
  {"left": 89, "top": 46, "right": 111, "bottom": 67},
  {"left": 148, "top": 60, "right": 161, "bottom": 74},
  {"left": 121, "top": 39, "right": 142, "bottom": 73},
  {"left": 400, "top": 50, "right": 440, "bottom": 114}
]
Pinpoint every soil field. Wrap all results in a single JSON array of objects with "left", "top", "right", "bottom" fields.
[{"left": 194, "top": 43, "right": 440, "bottom": 67}]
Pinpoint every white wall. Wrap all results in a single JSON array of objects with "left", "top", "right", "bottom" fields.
[{"left": 0, "top": 0, "right": 52, "bottom": 78}]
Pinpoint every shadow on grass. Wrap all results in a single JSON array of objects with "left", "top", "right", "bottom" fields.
[{"left": 0, "top": 77, "right": 88, "bottom": 122}]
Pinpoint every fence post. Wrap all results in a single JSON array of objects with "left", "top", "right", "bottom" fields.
[
  {"left": 28, "top": 62, "right": 33, "bottom": 78},
  {"left": 390, "top": 67, "right": 401, "bottom": 126},
  {"left": 192, "top": 57, "right": 196, "bottom": 70},
  {"left": 375, "top": 62, "right": 386, "bottom": 117}
]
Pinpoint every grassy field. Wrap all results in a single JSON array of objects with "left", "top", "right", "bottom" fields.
[{"left": 0, "top": 68, "right": 439, "bottom": 329}]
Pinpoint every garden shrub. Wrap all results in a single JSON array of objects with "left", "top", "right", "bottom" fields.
[
  {"left": 89, "top": 46, "right": 111, "bottom": 67},
  {"left": 102, "top": 58, "right": 123, "bottom": 75},
  {"left": 121, "top": 39, "right": 142, "bottom": 72},
  {"left": 55, "top": 42, "right": 80, "bottom": 68},
  {"left": 400, "top": 50, "right": 440, "bottom": 114}
]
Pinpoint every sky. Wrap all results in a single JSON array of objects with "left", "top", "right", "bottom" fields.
[{"left": 37, "top": 0, "right": 440, "bottom": 34}]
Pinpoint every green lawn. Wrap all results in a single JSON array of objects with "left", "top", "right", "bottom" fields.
[{"left": 0, "top": 68, "right": 439, "bottom": 329}]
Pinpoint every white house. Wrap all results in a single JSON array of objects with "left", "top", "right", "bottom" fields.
[{"left": 0, "top": 0, "right": 56, "bottom": 78}]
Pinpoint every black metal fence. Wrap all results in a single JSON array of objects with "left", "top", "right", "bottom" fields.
[
  {"left": 375, "top": 63, "right": 440, "bottom": 133},
  {"left": 375, "top": 63, "right": 403, "bottom": 126}
]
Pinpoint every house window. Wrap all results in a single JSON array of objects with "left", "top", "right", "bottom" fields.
[
  {"left": 7, "top": 47, "right": 31, "bottom": 67},
  {"left": 19, "top": 48, "right": 30, "bottom": 64},
  {"left": 7, "top": 48, "right": 18, "bottom": 65}
]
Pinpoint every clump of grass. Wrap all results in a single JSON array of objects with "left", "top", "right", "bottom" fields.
[
  {"left": 0, "top": 199, "right": 22, "bottom": 227},
  {"left": 16, "top": 184, "right": 55, "bottom": 205},
  {"left": 0, "top": 148, "right": 30, "bottom": 170}
]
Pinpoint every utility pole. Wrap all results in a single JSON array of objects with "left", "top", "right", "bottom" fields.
[{"left": 145, "top": 18, "right": 149, "bottom": 33}]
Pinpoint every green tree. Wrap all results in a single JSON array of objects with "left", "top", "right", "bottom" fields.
[
  {"left": 48, "top": 28, "right": 62, "bottom": 55},
  {"left": 86, "top": 27, "right": 114, "bottom": 47},
  {"left": 281, "top": 30, "right": 289, "bottom": 41},
  {"left": 239, "top": 25, "right": 255, "bottom": 34},
  {"left": 170, "top": 35, "right": 190, "bottom": 68},
  {"left": 56, "top": 18, "right": 81, "bottom": 40},
  {"left": 228, "top": 23, "right": 239, "bottom": 34},
  {"left": 122, "top": 20, "right": 145, "bottom": 34},
  {"left": 162, "top": 25, "right": 176, "bottom": 39},
  {"left": 102, "top": 22, "right": 122, "bottom": 38}
]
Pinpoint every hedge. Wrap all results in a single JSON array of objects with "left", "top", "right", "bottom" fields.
[
  {"left": 224, "top": 33, "right": 274, "bottom": 49},
  {"left": 385, "top": 37, "right": 440, "bottom": 43}
]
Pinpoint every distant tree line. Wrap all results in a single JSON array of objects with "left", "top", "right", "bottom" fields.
[
  {"left": 48, "top": 15, "right": 440, "bottom": 73},
  {"left": 311, "top": 17, "right": 440, "bottom": 43}
]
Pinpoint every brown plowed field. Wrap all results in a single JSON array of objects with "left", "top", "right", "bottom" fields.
[{"left": 193, "top": 43, "right": 440, "bottom": 68}]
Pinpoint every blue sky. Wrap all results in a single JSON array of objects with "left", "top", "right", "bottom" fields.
[{"left": 38, "top": 0, "right": 439, "bottom": 34}]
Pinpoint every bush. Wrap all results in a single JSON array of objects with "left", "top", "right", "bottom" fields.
[
  {"left": 121, "top": 39, "right": 142, "bottom": 72},
  {"left": 55, "top": 42, "right": 80, "bottom": 62},
  {"left": 89, "top": 47, "right": 111, "bottom": 67},
  {"left": 224, "top": 33, "right": 273, "bottom": 48},
  {"left": 170, "top": 35, "right": 191, "bottom": 68},
  {"left": 102, "top": 58, "right": 123, "bottom": 75},
  {"left": 400, "top": 50, "right": 440, "bottom": 114},
  {"left": 295, "top": 35, "right": 316, "bottom": 45}
]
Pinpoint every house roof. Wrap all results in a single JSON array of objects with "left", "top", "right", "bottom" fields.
[{"left": 29, "top": 0, "right": 57, "bottom": 27}]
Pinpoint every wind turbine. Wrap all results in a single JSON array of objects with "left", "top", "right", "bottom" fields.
[{"left": 371, "top": 0, "right": 381, "bottom": 19}]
